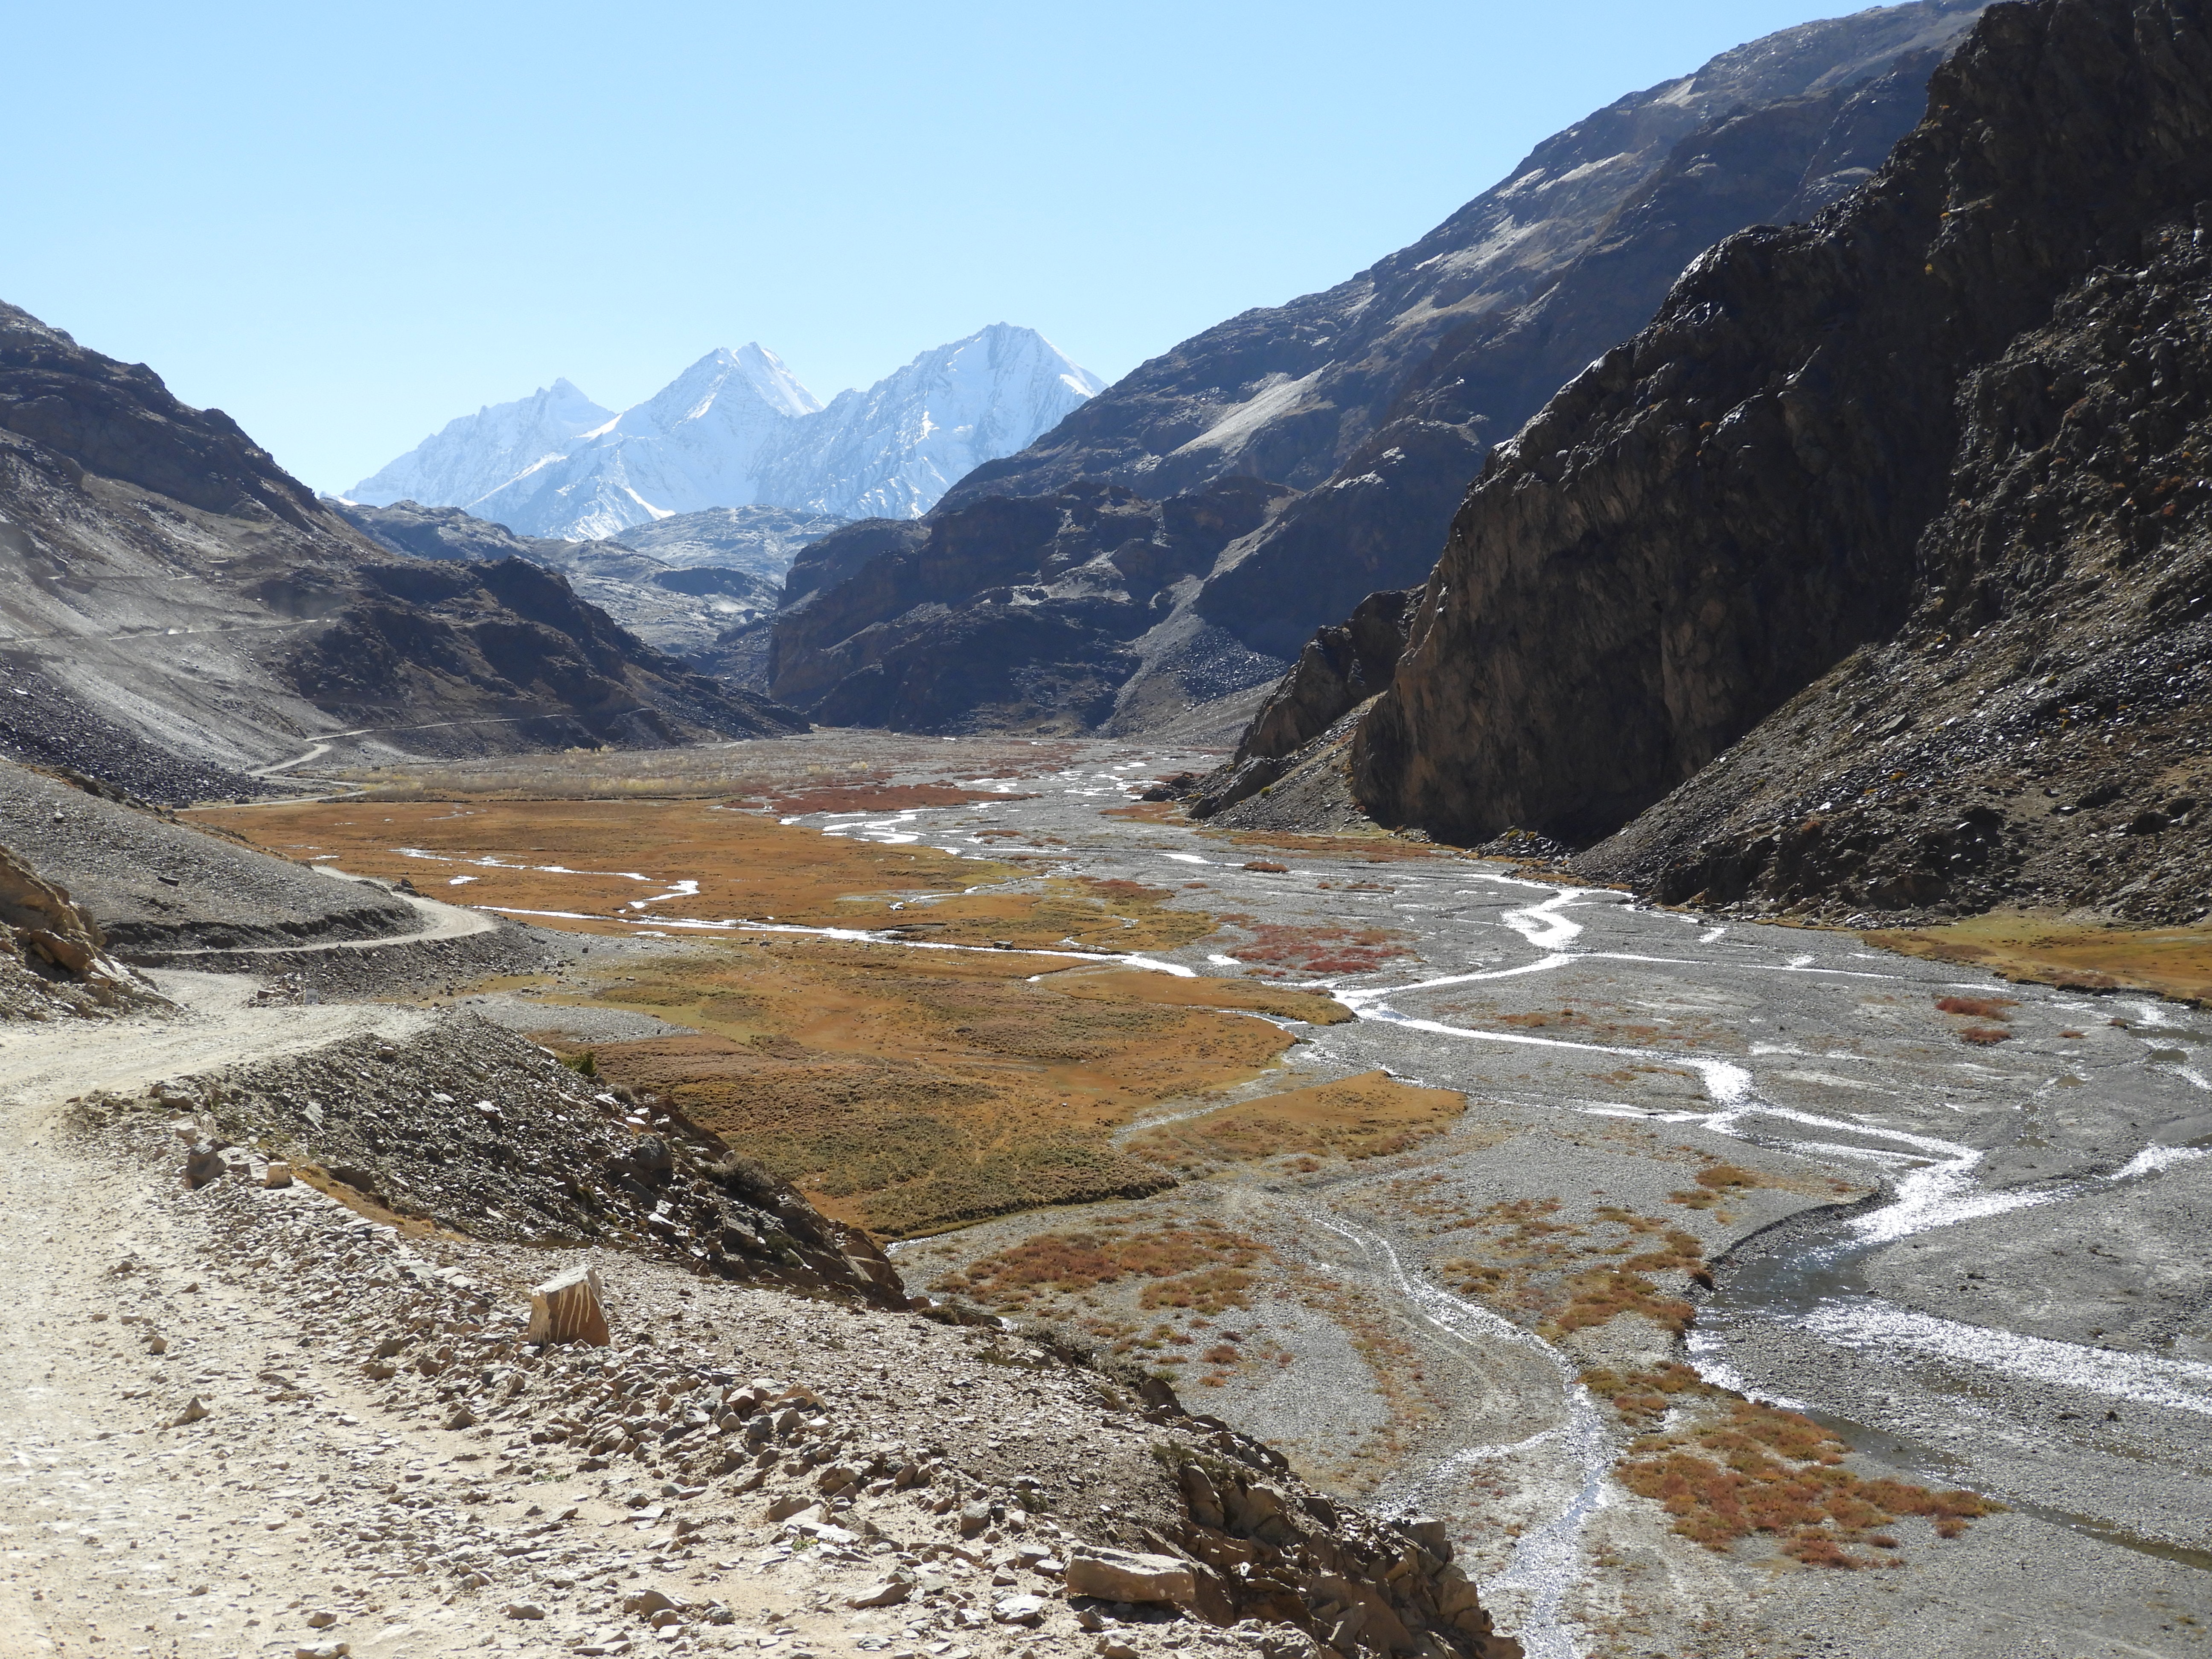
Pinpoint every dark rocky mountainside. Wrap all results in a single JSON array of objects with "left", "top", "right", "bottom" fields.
[
  {"left": 332, "top": 498, "right": 788, "bottom": 682},
  {"left": 773, "top": 1, "right": 1984, "bottom": 734},
  {"left": 0, "top": 302, "right": 800, "bottom": 797},
  {"left": 1583, "top": 207, "right": 2212, "bottom": 923},
  {"left": 1180, "top": 589, "right": 1417, "bottom": 820},
  {"left": 1339, "top": 0, "right": 2212, "bottom": 925},
  {"left": 1189, "top": 41, "right": 1957, "bottom": 664},
  {"left": 946, "top": 0, "right": 1983, "bottom": 513},
  {"left": 769, "top": 477, "right": 1294, "bottom": 732}
]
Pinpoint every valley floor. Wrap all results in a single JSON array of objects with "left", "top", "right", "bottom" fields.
[{"left": 10, "top": 729, "right": 2206, "bottom": 1659}]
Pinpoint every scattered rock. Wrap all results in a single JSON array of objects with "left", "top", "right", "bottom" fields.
[
  {"left": 169, "top": 1395, "right": 209, "bottom": 1427},
  {"left": 527, "top": 1263, "right": 611, "bottom": 1347},
  {"left": 848, "top": 1577, "right": 914, "bottom": 1609},
  {"left": 1063, "top": 1546, "right": 1197, "bottom": 1607}
]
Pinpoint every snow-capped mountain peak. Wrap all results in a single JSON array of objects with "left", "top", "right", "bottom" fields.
[
  {"left": 351, "top": 377, "right": 616, "bottom": 514},
  {"left": 757, "top": 324, "right": 1105, "bottom": 521},
  {"left": 349, "top": 326, "right": 1099, "bottom": 538}
]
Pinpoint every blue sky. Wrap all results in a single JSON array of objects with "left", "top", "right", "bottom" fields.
[{"left": 11, "top": 2, "right": 1881, "bottom": 493}]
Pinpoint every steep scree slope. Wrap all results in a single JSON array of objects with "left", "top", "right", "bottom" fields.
[
  {"left": 0, "top": 302, "right": 800, "bottom": 785},
  {"left": 779, "top": 2, "right": 1983, "bottom": 732},
  {"left": 1353, "top": 0, "right": 2212, "bottom": 883}
]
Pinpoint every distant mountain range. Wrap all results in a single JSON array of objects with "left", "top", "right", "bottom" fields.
[{"left": 350, "top": 325, "right": 1101, "bottom": 540}]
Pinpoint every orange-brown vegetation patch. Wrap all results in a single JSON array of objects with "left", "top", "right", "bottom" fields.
[
  {"left": 1430, "top": 1198, "right": 1708, "bottom": 1339},
  {"left": 195, "top": 799, "right": 1208, "bottom": 953},
  {"left": 1932, "top": 992, "right": 2020, "bottom": 1046},
  {"left": 1432, "top": 996, "right": 1734, "bottom": 1051},
  {"left": 1662, "top": 1156, "right": 1844, "bottom": 1213},
  {"left": 1102, "top": 801, "right": 1182, "bottom": 822},
  {"left": 934, "top": 1217, "right": 1267, "bottom": 1316},
  {"left": 1128, "top": 1071, "right": 1464, "bottom": 1173},
  {"left": 197, "top": 802, "right": 1333, "bottom": 1237},
  {"left": 1592, "top": 1366, "right": 2000, "bottom": 1566},
  {"left": 1220, "top": 918, "right": 1412, "bottom": 977},
  {"left": 1864, "top": 913, "right": 2212, "bottom": 1004},
  {"left": 577, "top": 943, "right": 1305, "bottom": 1237},
  {"left": 1933, "top": 995, "right": 2018, "bottom": 1019}
]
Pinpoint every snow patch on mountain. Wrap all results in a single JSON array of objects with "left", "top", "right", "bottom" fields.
[{"left": 352, "top": 326, "right": 1098, "bottom": 538}]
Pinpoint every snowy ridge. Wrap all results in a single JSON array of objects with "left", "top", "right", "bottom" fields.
[
  {"left": 350, "top": 378, "right": 614, "bottom": 514},
  {"left": 757, "top": 324, "right": 1103, "bottom": 521},
  {"left": 351, "top": 326, "right": 1099, "bottom": 538}
]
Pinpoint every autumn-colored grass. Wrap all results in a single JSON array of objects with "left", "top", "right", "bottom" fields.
[
  {"left": 1218, "top": 918, "right": 1412, "bottom": 977},
  {"left": 1865, "top": 913, "right": 2212, "bottom": 1004},
  {"left": 198, "top": 800, "right": 1354, "bottom": 1237},
  {"left": 1127, "top": 1071, "right": 1465, "bottom": 1173},
  {"left": 1668, "top": 1163, "right": 1786, "bottom": 1211},
  {"left": 1593, "top": 1366, "right": 2001, "bottom": 1566},
  {"left": 1934, "top": 995, "right": 2018, "bottom": 1019},
  {"left": 934, "top": 1218, "right": 1267, "bottom": 1315},
  {"left": 574, "top": 945, "right": 1328, "bottom": 1237}
]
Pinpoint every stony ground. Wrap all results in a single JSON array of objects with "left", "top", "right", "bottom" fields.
[
  {"left": 8, "top": 729, "right": 2209, "bottom": 1659},
  {"left": 0, "top": 968, "right": 1507, "bottom": 1659}
]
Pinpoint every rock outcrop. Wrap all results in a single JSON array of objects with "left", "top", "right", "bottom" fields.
[
  {"left": 0, "top": 839, "right": 149, "bottom": 1014},
  {"left": 120, "top": 1013, "right": 907, "bottom": 1307},
  {"left": 0, "top": 301, "right": 801, "bottom": 792},
  {"left": 1350, "top": 0, "right": 2212, "bottom": 901},
  {"left": 1185, "top": 590, "right": 1415, "bottom": 819},
  {"left": 775, "top": 5, "right": 1985, "bottom": 735}
]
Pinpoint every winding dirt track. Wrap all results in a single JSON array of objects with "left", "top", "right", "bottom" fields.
[{"left": 0, "top": 975, "right": 437, "bottom": 1656}]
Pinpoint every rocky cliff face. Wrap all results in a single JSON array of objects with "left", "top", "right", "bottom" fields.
[
  {"left": 777, "top": 3, "right": 1984, "bottom": 734},
  {"left": 0, "top": 301, "right": 802, "bottom": 789},
  {"left": 1353, "top": 0, "right": 2212, "bottom": 883},
  {"left": 1581, "top": 198, "right": 2212, "bottom": 924},
  {"left": 1178, "top": 590, "right": 1416, "bottom": 820},
  {"left": 0, "top": 838, "right": 147, "bottom": 1016},
  {"left": 1186, "top": 41, "right": 1956, "bottom": 666}
]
